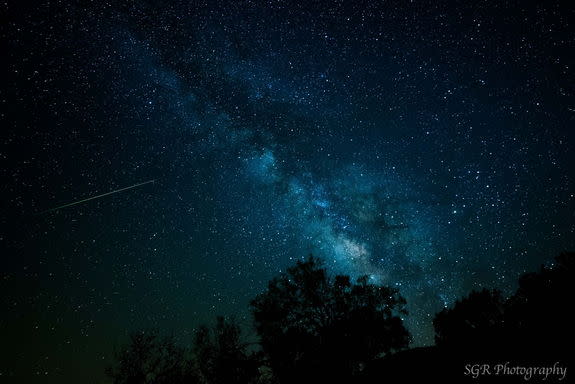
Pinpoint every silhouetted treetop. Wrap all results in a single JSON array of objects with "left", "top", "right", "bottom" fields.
[
  {"left": 193, "top": 316, "right": 259, "bottom": 384},
  {"left": 505, "top": 252, "right": 574, "bottom": 352},
  {"left": 106, "top": 253, "right": 574, "bottom": 384},
  {"left": 433, "top": 289, "right": 506, "bottom": 348},
  {"left": 250, "top": 255, "right": 410, "bottom": 383},
  {"left": 106, "top": 330, "right": 192, "bottom": 384},
  {"left": 433, "top": 252, "right": 575, "bottom": 359}
]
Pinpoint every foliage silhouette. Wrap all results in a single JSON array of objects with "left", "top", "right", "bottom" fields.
[
  {"left": 433, "top": 252, "right": 574, "bottom": 360},
  {"left": 366, "top": 253, "right": 574, "bottom": 383},
  {"left": 107, "top": 318, "right": 259, "bottom": 384},
  {"left": 193, "top": 316, "right": 260, "bottom": 384},
  {"left": 250, "top": 255, "right": 410, "bottom": 383},
  {"left": 505, "top": 252, "right": 574, "bottom": 356},
  {"left": 107, "top": 253, "right": 574, "bottom": 384},
  {"left": 434, "top": 288, "right": 506, "bottom": 349},
  {"left": 106, "top": 330, "right": 194, "bottom": 384}
]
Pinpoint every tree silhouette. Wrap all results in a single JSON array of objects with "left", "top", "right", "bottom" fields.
[
  {"left": 433, "top": 253, "right": 574, "bottom": 360},
  {"left": 106, "top": 330, "right": 194, "bottom": 384},
  {"left": 250, "top": 256, "right": 410, "bottom": 383},
  {"left": 106, "top": 253, "right": 574, "bottom": 384},
  {"left": 193, "top": 316, "right": 260, "bottom": 384},
  {"left": 107, "top": 319, "right": 260, "bottom": 384},
  {"left": 433, "top": 289, "right": 506, "bottom": 350},
  {"left": 505, "top": 252, "right": 574, "bottom": 357},
  {"left": 365, "top": 253, "right": 574, "bottom": 383}
]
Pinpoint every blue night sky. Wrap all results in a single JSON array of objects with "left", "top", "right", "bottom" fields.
[{"left": 1, "top": 0, "right": 574, "bottom": 382}]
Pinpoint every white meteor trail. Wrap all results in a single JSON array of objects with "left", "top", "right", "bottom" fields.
[{"left": 42, "top": 179, "right": 155, "bottom": 213}]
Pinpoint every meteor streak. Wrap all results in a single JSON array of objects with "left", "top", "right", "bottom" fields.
[{"left": 42, "top": 179, "right": 155, "bottom": 213}]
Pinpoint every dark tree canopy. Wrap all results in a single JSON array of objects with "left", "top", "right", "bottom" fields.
[
  {"left": 433, "top": 253, "right": 575, "bottom": 359},
  {"left": 106, "top": 318, "right": 259, "bottom": 384},
  {"left": 433, "top": 288, "right": 506, "bottom": 348},
  {"left": 193, "top": 316, "right": 260, "bottom": 384},
  {"left": 106, "top": 330, "right": 192, "bottom": 384},
  {"left": 505, "top": 252, "right": 574, "bottom": 353},
  {"left": 250, "top": 256, "right": 410, "bottom": 382},
  {"left": 106, "top": 253, "right": 574, "bottom": 384}
]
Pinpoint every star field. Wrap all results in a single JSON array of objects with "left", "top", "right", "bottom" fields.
[{"left": 1, "top": 0, "right": 574, "bottom": 382}]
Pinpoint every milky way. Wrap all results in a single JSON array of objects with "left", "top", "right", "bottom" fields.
[{"left": 1, "top": 1, "right": 574, "bottom": 382}]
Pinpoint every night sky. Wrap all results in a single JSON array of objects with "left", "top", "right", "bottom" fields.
[{"left": 1, "top": 0, "right": 574, "bottom": 382}]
